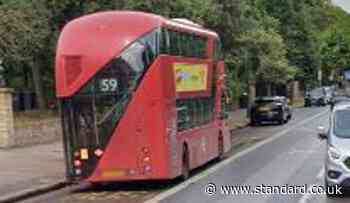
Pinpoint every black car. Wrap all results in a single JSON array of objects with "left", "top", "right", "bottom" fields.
[{"left": 251, "top": 96, "right": 292, "bottom": 126}]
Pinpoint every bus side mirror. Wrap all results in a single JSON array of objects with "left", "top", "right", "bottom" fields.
[{"left": 317, "top": 126, "right": 327, "bottom": 140}]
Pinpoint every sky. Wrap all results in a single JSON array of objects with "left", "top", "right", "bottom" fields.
[{"left": 333, "top": 0, "right": 350, "bottom": 13}]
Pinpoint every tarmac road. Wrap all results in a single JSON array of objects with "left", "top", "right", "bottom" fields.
[{"left": 22, "top": 107, "right": 347, "bottom": 203}]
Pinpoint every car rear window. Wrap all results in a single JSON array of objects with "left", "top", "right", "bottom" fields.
[
  {"left": 256, "top": 100, "right": 274, "bottom": 105},
  {"left": 310, "top": 88, "right": 324, "bottom": 97}
]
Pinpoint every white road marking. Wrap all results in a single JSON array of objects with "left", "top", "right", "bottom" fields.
[
  {"left": 288, "top": 149, "right": 316, "bottom": 155},
  {"left": 145, "top": 109, "right": 328, "bottom": 203},
  {"left": 298, "top": 162, "right": 325, "bottom": 203},
  {"left": 297, "top": 126, "right": 317, "bottom": 134},
  {"left": 317, "top": 168, "right": 325, "bottom": 180},
  {"left": 298, "top": 184, "right": 318, "bottom": 203}
]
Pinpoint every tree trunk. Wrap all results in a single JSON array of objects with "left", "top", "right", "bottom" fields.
[
  {"left": 291, "top": 81, "right": 300, "bottom": 105},
  {"left": 31, "top": 65, "right": 46, "bottom": 110},
  {"left": 266, "top": 83, "right": 272, "bottom": 96},
  {"left": 247, "top": 80, "right": 256, "bottom": 119}
]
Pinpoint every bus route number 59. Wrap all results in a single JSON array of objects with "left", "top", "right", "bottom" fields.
[{"left": 100, "top": 78, "right": 118, "bottom": 92}]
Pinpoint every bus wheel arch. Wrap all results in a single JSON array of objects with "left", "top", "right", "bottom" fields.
[{"left": 181, "top": 142, "right": 190, "bottom": 180}]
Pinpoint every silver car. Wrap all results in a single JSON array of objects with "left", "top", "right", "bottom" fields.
[{"left": 318, "top": 103, "right": 350, "bottom": 196}]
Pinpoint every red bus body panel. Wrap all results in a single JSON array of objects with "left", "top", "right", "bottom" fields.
[
  {"left": 56, "top": 11, "right": 163, "bottom": 98},
  {"left": 56, "top": 11, "right": 231, "bottom": 183},
  {"left": 88, "top": 56, "right": 224, "bottom": 182}
]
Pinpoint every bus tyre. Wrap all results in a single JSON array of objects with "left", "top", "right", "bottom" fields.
[
  {"left": 181, "top": 146, "right": 190, "bottom": 180},
  {"left": 218, "top": 137, "right": 224, "bottom": 160}
]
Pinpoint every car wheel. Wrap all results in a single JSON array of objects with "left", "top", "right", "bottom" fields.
[
  {"left": 284, "top": 114, "right": 288, "bottom": 123},
  {"left": 278, "top": 113, "right": 285, "bottom": 125},
  {"left": 278, "top": 119, "right": 284, "bottom": 125}
]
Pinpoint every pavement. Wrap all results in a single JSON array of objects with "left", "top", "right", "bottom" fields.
[
  {"left": 227, "top": 108, "right": 249, "bottom": 130},
  {"left": 0, "top": 142, "right": 65, "bottom": 203}
]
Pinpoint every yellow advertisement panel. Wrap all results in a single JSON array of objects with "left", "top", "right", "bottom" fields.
[{"left": 174, "top": 63, "right": 208, "bottom": 92}]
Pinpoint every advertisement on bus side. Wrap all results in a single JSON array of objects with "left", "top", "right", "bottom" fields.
[{"left": 174, "top": 63, "right": 208, "bottom": 92}]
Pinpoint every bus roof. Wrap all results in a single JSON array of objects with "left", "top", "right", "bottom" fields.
[{"left": 56, "top": 11, "right": 218, "bottom": 97}]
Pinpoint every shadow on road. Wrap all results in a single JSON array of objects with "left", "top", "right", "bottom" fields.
[{"left": 71, "top": 157, "right": 224, "bottom": 196}]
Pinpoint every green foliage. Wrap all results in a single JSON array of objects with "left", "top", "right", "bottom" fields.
[
  {"left": 321, "top": 32, "right": 350, "bottom": 70},
  {"left": 0, "top": 1, "right": 50, "bottom": 89},
  {"left": 225, "top": 62, "right": 241, "bottom": 104},
  {"left": 318, "top": 6, "right": 350, "bottom": 84},
  {"left": 240, "top": 29, "right": 296, "bottom": 83},
  {"left": 0, "top": 0, "right": 348, "bottom": 105},
  {"left": 256, "top": 0, "right": 330, "bottom": 86}
]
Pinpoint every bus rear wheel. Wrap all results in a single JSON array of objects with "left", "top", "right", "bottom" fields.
[{"left": 181, "top": 146, "right": 190, "bottom": 180}]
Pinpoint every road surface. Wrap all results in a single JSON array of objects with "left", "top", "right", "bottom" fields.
[{"left": 22, "top": 107, "right": 350, "bottom": 203}]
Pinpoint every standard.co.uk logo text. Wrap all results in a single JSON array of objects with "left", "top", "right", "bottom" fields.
[{"left": 204, "top": 183, "right": 342, "bottom": 196}]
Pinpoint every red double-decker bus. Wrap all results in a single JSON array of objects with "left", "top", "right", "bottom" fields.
[{"left": 56, "top": 11, "right": 231, "bottom": 183}]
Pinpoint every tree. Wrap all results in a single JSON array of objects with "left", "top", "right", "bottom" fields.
[
  {"left": 257, "top": 0, "right": 331, "bottom": 88},
  {"left": 231, "top": 1, "right": 295, "bottom": 108},
  {"left": 320, "top": 31, "right": 350, "bottom": 83},
  {"left": 0, "top": 0, "right": 345, "bottom": 111},
  {"left": 241, "top": 29, "right": 295, "bottom": 83},
  {"left": 0, "top": 1, "right": 50, "bottom": 109}
]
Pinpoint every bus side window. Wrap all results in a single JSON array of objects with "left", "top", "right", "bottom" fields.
[
  {"left": 165, "top": 29, "right": 208, "bottom": 58},
  {"left": 177, "top": 101, "right": 190, "bottom": 131},
  {"left": 184, "top": 33, "right": 193, "bottom": 57},
  {"left": 180, "top": 33, "right": 188, "bottom": 57},
  {"left": 169, "top": 31, "right": 178, "bottom": 56},
  {"left": 160, "top": 28, "right": 170, "bottom": 54},
  {"left": 214, "top": 39, "right": 224, "bottom": 61},
  {"left": 198, "top": 37, "right": 207, "bottom": 58},
  {"left": 194, "top": 37, "right": 201, "bottom": 58},
  {"left": 188, "top": 34, "right": 195, "bottom": 57}
]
